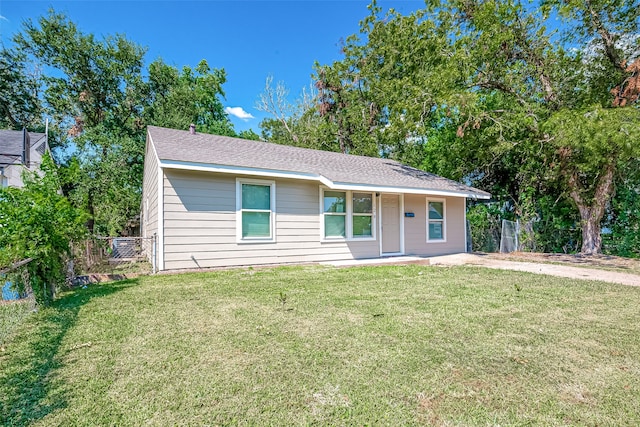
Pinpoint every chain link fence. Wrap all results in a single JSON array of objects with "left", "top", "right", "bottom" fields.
[
  {"left": 75, "top": 235, "right": 157, "bottom": 275},
  {"left": 500, "top": 219, "right": 519, "bottom": 253}
]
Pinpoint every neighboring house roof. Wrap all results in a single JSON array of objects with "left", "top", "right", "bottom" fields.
[
  {"left": 148, "top": 126, "right": 491, "bottom": 199},
  {"left": 0, "top": 130, "right": 47, "bottom": 168}
]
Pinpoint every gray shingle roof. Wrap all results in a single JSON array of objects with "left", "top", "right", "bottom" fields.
[
  {"left": 0, "top": 130, "right": 47, "bottom": 167},
  {"left": 148, "top": 126, "right": 490, "bottom": 199}
]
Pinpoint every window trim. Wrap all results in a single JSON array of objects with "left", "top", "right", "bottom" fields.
[
  {"left": 320, "top": 187, "right": 376, "bottom": 242},
  {"left": 426, "top": 198, "right": 446, "bottom": 243},
  {"left": 322, "top": 190, "right": 347, "bottom": 239},
  {"left": 236, "top": 178, "right": 276, "bottom": 243},
  {"left": 351, "top": 191, "right": 375, "bottom": 239}
]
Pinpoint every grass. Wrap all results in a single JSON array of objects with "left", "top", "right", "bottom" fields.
[
  {"left": 1, "top": 265, "right": 639, "bottom": 426},
  {"left": 0, "top": 298, "right": 36, "bottom": 349}
]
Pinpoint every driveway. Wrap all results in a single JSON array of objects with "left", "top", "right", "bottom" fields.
[
  {"left": 429, "top": 253, "right": 640, "bottom": 287},
  {"left": 322, "top": 253, "right": 640, "bottom": 286}
]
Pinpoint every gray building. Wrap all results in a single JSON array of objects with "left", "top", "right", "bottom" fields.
[{"left": 0, "top": 129, "right": 50, "bottom": 188}]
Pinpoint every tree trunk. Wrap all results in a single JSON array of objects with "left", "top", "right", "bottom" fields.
[
  {"left": 568, "top": 163, "right": 616, "bottom": 255},
  {"left": 576, "top": 205, "right": 603, "bottom": 255}
]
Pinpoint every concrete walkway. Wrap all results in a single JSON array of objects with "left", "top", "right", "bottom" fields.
[{"left": 322, "top": 253, "right": 640, "bottom": 287}]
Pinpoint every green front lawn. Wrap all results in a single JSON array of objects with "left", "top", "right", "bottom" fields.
[{"left": 2, "top": 265, "right": 639, "bottom": 426}]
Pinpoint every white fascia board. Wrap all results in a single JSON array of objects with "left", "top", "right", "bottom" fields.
[
  {"left": 328, "top": 181, "right": 491, "bottom": 199},
  {"left": 148, "top": 131, "right": 161, "bottom": 165},
  {"left": 157, "top": 159, "right": 490, "bottom": 200},
  {"left": 157, "top": 165, "right": 164, "bottom": 271},
  {"left": 149, "top": 131, "right": 165, "bottom": 271}
]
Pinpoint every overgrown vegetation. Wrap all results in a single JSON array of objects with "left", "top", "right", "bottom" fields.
[
  {"left": 0, "top": 155, "right": 87, "bottom": 305},
  {"left": 2, "top": 266, "right": 639, "bottom": 425}
]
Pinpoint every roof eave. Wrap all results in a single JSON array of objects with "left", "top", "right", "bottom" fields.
[
  {"left": 329, "top": 181, "right": 491, "bottom": 199},
  {"left": 158, "top": 159, "right": 490, "bottom": 199}
]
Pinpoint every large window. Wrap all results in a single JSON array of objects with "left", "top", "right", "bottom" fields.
[
  {"left": 427, "top": 199, "right": 445, "bottom": 242},
  {"left": 322, "top": 189, "right": 375, "bottom": 240},
  {"left": 237, "top": 179, "right": 275, "bottom": 241}
]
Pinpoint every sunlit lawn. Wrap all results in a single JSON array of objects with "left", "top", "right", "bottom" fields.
[{"left": 1, "top": 265, "right": 639, "bottom": 426}]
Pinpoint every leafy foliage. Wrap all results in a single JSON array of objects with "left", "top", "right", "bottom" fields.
[
  {"left": 12, "top": 10, "right": 242, "bottom": 236},
  {"left": 145, "top": 59, "right": 235, "bottom": 136},
  {"left": 604, "top": 160, "right": 640, "bottom": 258},
  {"left": 0, "top": 155, "right": 88, "bottom": 305},
  {"left": 0, "top": 47, "right": 43, "bottom": 130},
  {"left": 266, "top": 0, "right": 640, "bottom": 255},
  {"left": 14, "top": 10, "right": 148, "bottom": 235}
]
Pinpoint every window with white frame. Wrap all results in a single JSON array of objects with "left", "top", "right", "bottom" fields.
[
  {"left": 427, "top": 199, "right": 445, "bottom": 241},
  {"left": 322, "top": 189, "right": 375, "bottom": 240},
  {"left": 237, "top": 179, "right": 275, "bottom": 241},
  {"left": 323, "top": 190, "right": 347, "bottom": 238},
  {"left": 352, "top": 192, "right": 373, "bottom": 237}
]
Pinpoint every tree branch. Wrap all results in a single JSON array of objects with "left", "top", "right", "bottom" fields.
[{"left": 585, "top": 0, "right": 627, "bottom": 70}]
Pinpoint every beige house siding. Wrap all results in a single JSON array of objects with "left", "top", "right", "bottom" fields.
[
  {"left": 162, "top": 169, "right": 380, "bottom": 270},
  {"left": 141, "top": 138, "right": 159, "bottom": 241},
  {"left": 403, "top": 194, "right": 466, "bottom": 256}
]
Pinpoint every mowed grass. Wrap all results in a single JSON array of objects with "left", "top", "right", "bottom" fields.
[
  {"left": 0, "top": 299, "right": 35, "bottom": 349},
  {"left": 1, "top": 265, "right": 639, "bottom": 426}
]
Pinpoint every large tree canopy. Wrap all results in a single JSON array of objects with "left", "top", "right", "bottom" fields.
[
  {"left": 263, "top": 0, "right": 639, "bottom": 255},
  {"left": 145, "top": 59, "right": 235, "bottom": 136},
  {"left": 0, "top": 47, "right": 43, "bottom": 130},
  {"left": 10, "top": 10, "right": 244, "bottom": 235}
]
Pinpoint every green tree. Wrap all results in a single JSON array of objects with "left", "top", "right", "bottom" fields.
[
  {"left": 0, "top": 155, "right": 87, "bottom": 305},
  {"left": 0, "top": 47, "right": 43, "bottom": 130},
  {"left": 256, "top": 77, "right": 334, "bottom": 150},
  {"left": 237, "top": 129, "right": 261, "bottom": 141},
  {"left": 14, "top": 10, "right": 246, "bottom": 235},
  {"left": 605, "top": 158, "right": 640, "bottom": 258},
  {"left": 307, "top": 0, "right": 639, "bottom": 254},
  {"left": 14, "top": 10, "right": 148, "bottom": 235},
  {"left": 145, "top": 59, "right": 235, "bottom": 136}
]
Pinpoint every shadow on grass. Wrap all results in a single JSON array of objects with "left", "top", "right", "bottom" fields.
[{"left": 0, "top": 279, "right": 139, "bottom": 426}]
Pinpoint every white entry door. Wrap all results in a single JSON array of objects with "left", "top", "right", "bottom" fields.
[{"left": 381, "top": 194, "right": 401, "bottom": 254}]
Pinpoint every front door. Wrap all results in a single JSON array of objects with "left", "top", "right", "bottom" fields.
[{"left": 381, "top": 194, "right": 401, "bottom": 253}]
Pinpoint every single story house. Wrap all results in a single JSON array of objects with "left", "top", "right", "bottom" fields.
[
  {"left": 0, "top": 129, "right": 50, "bottom": 188},
  {"left": 141, "top": 125, "right": 490, "bottom": 271}
]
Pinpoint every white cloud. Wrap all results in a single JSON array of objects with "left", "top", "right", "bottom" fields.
[
  {"left": 0, "top": 15, "right": 8, "bottom": 21},
  {"left": 224, "top": 106, "right": 255, "bottom": 121}
]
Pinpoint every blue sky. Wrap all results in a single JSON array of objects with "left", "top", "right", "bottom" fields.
[{"left": 0, "top": 0, "right": 424, "bottom": 133}]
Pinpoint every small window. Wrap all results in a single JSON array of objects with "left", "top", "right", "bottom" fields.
[
  {"left": 237, "top": 179, "right": 275, "bottom": 241},
  {"left": 352, "top": 192, "right": 373, "bottom": 237},
  {"left": 323, "top": 191, "right": 346, "bottom": 238},
  {"left": 427, "top": 200, "right": 445, "bottom": 241}
]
